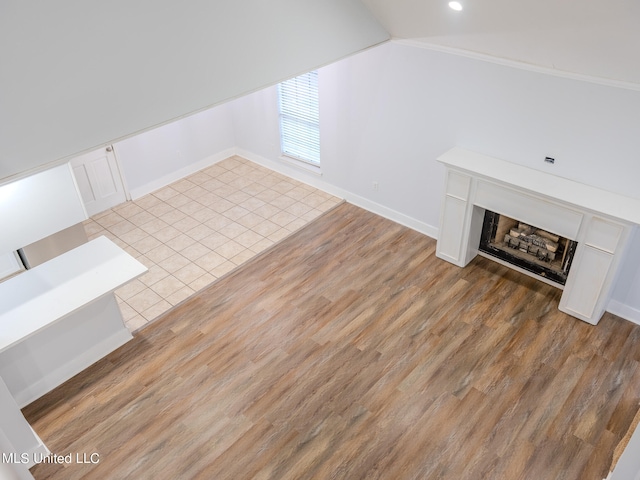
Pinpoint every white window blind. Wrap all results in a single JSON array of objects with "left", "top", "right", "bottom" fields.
[{"left": 278, "top": 71, "right": 320, "bottom": 165}]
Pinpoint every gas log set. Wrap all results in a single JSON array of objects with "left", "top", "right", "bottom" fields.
[
  {"left": 478, "top": 210, "right": 578, "bottom": 285},
  {"left": 504, "top": 223, "right": 559, "bottom": 262}
]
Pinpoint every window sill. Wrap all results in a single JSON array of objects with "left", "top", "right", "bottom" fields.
[{"left": 279, "top": 155, "right": 322, "bottom": 176}]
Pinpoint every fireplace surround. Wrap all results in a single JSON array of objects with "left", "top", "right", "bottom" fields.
[{"left": 435, "top": 147, "right": 640, "bottom": 325}]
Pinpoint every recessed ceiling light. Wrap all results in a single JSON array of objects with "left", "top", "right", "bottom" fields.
[{"left": 448, "top": 1, "right": 463, "bottom": 11}]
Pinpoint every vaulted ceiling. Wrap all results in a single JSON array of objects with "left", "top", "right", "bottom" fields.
[
  {"left": 361, "top": 0, "right": 640, "bottom": 88},
  {"left": 2, "top": 1, "right": 638, "bottom": 182},
  {"left": 0, "top": 0, "right": 388, "bottom": 181}
]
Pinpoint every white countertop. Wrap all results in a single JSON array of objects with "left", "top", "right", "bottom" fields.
[
  {"left": 438, "top": 147, "right": 640, "bottom": 225},
  {"left": 0, "top": 236, "right": 147, "bottom": 353}
]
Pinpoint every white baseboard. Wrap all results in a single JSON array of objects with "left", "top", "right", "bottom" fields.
[
  {"left": 129, "top": 147, "right": 236, "bottom": 199},
  {"left": 235, "top": 148, "right": 438, "bottom": 239},
  {"left": 607, "top": 300, "right": 640, "bottom": 326},
  {"left": 343, "top": 192, "right": 439, "bottom": 239}
]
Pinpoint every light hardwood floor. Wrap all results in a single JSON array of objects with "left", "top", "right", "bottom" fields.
[{"left": 25, "top": 203, "right": 640, "bottom": 479}]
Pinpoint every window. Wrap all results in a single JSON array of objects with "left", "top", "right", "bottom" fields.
[{"left": 278, "top": 71, "right": 320, "bottom": 166}]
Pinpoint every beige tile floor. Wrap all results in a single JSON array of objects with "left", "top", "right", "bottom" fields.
[{"left": 83, "top": 156, "right": 341, "bottom": 331}]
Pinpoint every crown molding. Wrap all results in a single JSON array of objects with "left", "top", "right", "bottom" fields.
[{"left": 393, "top": 38, "right": 640, "bottom": 92}]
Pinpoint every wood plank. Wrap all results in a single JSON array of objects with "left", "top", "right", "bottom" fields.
[{"left": 24, "top": 203, "right": 640, "bottom": 480}]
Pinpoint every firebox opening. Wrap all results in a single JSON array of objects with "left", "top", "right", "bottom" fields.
[{"left": 478, "top": 210, "right": 578, "bottom": 286}]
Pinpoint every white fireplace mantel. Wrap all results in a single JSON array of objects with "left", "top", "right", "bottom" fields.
[{"left": 435, "top": 147, "right": 640, "bottom": 325}]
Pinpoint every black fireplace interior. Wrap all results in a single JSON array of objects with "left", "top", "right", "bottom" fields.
[{"left": 478, "top": 210, "right": 578, "bottom": 285}]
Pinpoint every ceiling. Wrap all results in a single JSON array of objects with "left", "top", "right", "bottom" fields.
[
  {"left": 361, "top": 0, "right": 640, "bottom": 88},
  {"left": 2, "top": 1, "right": 637, "bottom": 182},
  {"left": 0, "top": 0, "right": 388, "bottom": 182}
]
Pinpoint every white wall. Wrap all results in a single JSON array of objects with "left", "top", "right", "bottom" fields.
[
  {"left": 232, "top": 44, "right": 449, "bottom": 235},
  {"left": 115, "top": 103, "right": 236, "bottom": 199},
  {"left": 230, "top": 41, "right": 640, "bottom": 318}
]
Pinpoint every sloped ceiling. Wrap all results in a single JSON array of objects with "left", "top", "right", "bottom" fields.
[
  {"left": 0, "top": 0, "right": 388, "bottom": 181},
  {"left": 361, "top": 0, "right": 640, "bottom": 87}
]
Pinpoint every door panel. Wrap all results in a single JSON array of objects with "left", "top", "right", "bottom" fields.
[
  {"left": 72, "top": 163, "right": 96, "bottom": 204},
  {"left": 560, "top": 245, "right": 613, "bottom": 324},
  {"left": 70, "top": 146, "right": 127, "bottom": 216},
  {"left": 436, "top": 195, "right": 467, "bottom": 265},
  {"left": 92, "top": 156, "right": 118, "bottom": 197}
]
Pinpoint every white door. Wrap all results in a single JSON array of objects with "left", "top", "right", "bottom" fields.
[{"left": 70, "top": 146, "right": 127, "bottom": 217}]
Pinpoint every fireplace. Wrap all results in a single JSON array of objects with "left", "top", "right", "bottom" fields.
[
  {"left": 435, "top": 147, "right": 639, "bottom": 325},
  {"left": 478, "top": 210, "right": 578, "bottom": 285}
]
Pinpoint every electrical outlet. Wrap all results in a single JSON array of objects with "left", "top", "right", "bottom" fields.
[
  {"left": 372, "top": 181, "right": 379, "bottom": 191},
  {"left": 544, "top": 157, "right": 555, "bottom": 164}
]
